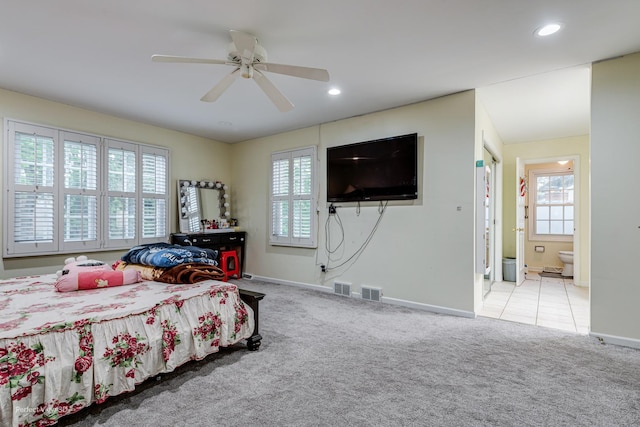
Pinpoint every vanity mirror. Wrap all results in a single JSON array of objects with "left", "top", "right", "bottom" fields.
[{"left": 177, "top": 179, "right": 232, "bottom": 233}]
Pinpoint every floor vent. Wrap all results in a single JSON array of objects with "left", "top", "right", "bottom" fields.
[
  {"left": 333, "top": 281, "right": 351, "bottom": 297},
  {"left": 242, "top": 273, "right": 253, "bottom": 280},
  {"left": 361, "top": 286, "right": 382, "bottom": 302}
]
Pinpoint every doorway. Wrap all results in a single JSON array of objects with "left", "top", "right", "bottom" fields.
[
  {"left": 479, "top": 153, "right": 589, "bottom": 334},
  {"left": 520, "top": 155, "right": 580, "bottom": 283}
]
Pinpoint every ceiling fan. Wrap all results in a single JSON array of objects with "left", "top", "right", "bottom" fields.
[{"left": 152, "top": 30, "right": 330, "bottom": 112}]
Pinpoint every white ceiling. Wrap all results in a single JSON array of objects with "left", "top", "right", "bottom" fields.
[{"left": 2, "top": 1, "right": 639, "bottom": 144}]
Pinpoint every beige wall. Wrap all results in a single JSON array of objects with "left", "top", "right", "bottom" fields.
[
  {"left": 0, "top": 88, "right": 229, "bottom": 279},
  {"left": 231, "top": 91, "right": 478, "bottom": 315},
  {"left": 502, "top": 135, "right": 590, "bottom": 286},
  {"left": 591, "top": 52, "right": 640, "bottom": 343}
]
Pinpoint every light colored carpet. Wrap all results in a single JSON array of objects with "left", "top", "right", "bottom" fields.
[{"left": 60, "top": 279, "right": 640, "bottom": 426}]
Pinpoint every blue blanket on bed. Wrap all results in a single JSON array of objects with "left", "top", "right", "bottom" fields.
[{"left": 121, "top": 242, "right": 218, "bottom": 268}]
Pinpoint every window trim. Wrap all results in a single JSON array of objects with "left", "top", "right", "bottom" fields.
[
  {"left": 269, "top": 146, "right": 318, "bottom": 248},
  {"left": 528, "top": 167, "right": 574, "bottom": 242},
  {"left": 3, "top": 118, "right": 170, "bottom": 258}
]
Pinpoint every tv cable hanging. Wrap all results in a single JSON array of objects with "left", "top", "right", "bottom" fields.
[{"left": 323, "top": 200, "right": 388, "bottom": 271}]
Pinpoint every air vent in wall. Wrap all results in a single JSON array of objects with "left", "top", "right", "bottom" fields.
[
  {"left": 361, "top": 286, "right": 382, "bottom": 302},
  {"left": 333, "top": 281, "right": 351, "bottom": 297}
]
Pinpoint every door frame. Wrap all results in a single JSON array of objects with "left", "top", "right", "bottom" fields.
[
  {"left": 516, "top": 157, "right": 526, "bottom": 285},
  {"left": 517, "top": 155, "right": 581, "bottom": 284},
  {"left": 483, "top": 140, "right": 503, "bottom": 283}
]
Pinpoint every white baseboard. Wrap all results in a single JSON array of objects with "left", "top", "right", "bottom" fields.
[
  {"left": 250, "top": 274, "right": 333, "bottom": 293},
  {"left": 589, "top": 331, "right": 640, "bottom": 350},
  {"left": 249, "top": 274, "right": 475, "bottom": 319},
  {"left": 381, "top": 296, "right": 476, "bottom": 318}
]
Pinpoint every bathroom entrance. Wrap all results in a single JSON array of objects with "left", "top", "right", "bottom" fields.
[
  {"left": 517, "top": 156, "right": 580, "bottom": 281},
  {"left": 479, "top": 150, "right": 589, "bottom": 334}
]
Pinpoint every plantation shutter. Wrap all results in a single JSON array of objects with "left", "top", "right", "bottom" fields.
[
  {"left": 104, "top": 139, "right": 138, "bottom": 248},
  {"left": 60, "top": 131, "right": 101, "bottom": 252},
  {"left": 4, "top": 119, "right": 171, "bottom": 257},
  {"left": 292, "top": 155, "right": 312, "bottom": 239},
  {"left": 270, "top": 146, "right": 317, "bottom": 247},
  {"left": 140, "top": 146, "right": 170, "bottom": 242},
  {"left": 5, "top": 122, "right": 57, "bottom": 255}
]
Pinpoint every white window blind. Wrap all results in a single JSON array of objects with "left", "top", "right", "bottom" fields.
[
  {"left": 3, "top": 119, "right": 170, "bottom": 257},
  {"left": 105, "top": 140, "right": 137, "bottom": 246},
  {"left": 6, "top": 123, "right": 57, "bottom": 254},
  {"left": 270, "top": 146, "right": 317, "bottom": 247},
  {"left": 61, "top": 131, "right": 100, "bottom": 252},
  {"left": 141, "top": 148, "right": 168, "bottom": 241}
]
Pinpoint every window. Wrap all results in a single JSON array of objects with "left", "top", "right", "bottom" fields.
[
  {"left": 61, "top": 131, "right": 100, "bottom": 252},
  {"left": 4, "top": 120, "right": 170, "bottom": 257},
  {"left": 529, "top": 169, "right": 574, "bottom": 241},
  {"left": 270, "top": 146, "right": 317, "bottom": 248}
]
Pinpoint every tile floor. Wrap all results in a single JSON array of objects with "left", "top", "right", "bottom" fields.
[{"left": 479, "top": 272, "right": 590, "bottom": 334}]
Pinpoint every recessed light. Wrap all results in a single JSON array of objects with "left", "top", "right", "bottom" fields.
[
  {"left": 328, "top": 88, "right": 341, "bottom": 96},
  {"left": 535, "top": 23, "right": 563, "bottom": 37}
]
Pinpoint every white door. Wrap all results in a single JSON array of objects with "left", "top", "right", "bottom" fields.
[{"left": 515, "top": 157, "right": 526, "bottom": 285}]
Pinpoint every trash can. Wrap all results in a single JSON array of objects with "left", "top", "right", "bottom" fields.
[{"left": 503, "top": 257, "right": 516, "bottom": 282}]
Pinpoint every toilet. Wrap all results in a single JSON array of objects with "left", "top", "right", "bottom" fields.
[{"left": 558, "top": 250, "right": 574, "bottom": 277}]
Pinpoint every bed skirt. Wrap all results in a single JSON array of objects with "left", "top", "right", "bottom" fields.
[{"left": 0, "top": 274, "right": 254, "bottom": 426}]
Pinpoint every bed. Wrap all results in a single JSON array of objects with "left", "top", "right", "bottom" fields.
[{"left": 0, "top": 272, "right": 262, "bottom": 426}]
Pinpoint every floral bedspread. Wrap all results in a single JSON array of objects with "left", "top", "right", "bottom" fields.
[{"left": 0, "top": 274, "right": 254, "bottom": 427}]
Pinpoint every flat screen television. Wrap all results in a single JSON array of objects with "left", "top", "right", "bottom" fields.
[{"left": 327, "top": 133, "right": 418, "bottom": 202}]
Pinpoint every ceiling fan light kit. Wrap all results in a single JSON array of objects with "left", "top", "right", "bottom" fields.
[{"left": 152, "top": 30, "right": 330, "bottom": 112}]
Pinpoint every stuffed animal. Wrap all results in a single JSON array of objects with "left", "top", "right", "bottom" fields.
[{"left": 55, "top": 255, "right": 141, "bottom": 292}]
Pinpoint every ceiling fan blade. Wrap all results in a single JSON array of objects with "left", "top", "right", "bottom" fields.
[
  {"left": 253, "top": 70, "right": 294, "bottom": 112},
  {"left": 229, "top": 30, "right": 257, "bottom": 63},
  {"left": 254, "top": 62, "right": 330, "bottom": 82},
  {"left": 201, "top": 68, "right": 241, "bottom": 102},
  {"left": 151, "top": 54, "right": 228, "bottom": 65}
]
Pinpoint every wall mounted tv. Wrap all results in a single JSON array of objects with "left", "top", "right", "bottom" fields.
[{"left": 327, "top": 133, "right": 418, "bottom": 203}]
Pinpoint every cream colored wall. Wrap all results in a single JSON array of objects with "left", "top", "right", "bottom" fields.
[
  {"left": 0, "top": 88, "right": 229, "bottom": 279},
  {"left": 591, "top": 52, "right": 640, "bottom": 343},
  {"left": 502, "top": 135, "right": 590, "bottom": 285},
  {"left": 231, "top": 91, "right": 478, "bottom": 314},
  {"left": 523, "top": 162, "right": 574, "bottom": 271}
]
